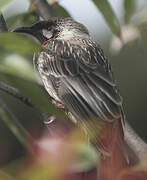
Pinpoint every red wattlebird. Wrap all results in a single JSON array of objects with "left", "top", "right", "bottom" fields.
[{"left": 14, "top": 18, "right": 136, "bottom": 179}]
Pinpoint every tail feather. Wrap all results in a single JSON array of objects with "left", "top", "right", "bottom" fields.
[{"left": 90, "top": 119, "right": 137, "bottom": 180}]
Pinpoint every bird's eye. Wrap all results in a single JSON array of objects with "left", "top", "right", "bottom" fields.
[
  {"left": 42, "top": 29, "right": 53, "bottom": 39},
  {"left": 48, "top": 27, "right": 52, "bottom": 31}
]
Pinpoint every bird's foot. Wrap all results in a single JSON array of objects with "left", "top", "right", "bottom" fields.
[
  {"left": 43, "top": 113, "right": 56, "bottom": 125},
  {"left": 52, "top": 99, "right": 65, "bottom": 109}
]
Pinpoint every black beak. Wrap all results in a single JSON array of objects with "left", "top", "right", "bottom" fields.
[
  {"left": 13, "top": 26, "right": 35, "bottom": 35},
  {"left": 12, "top": 26, "right": 47, "bottom": 43},
  {"left": 12, "top": 27, "right": 36, "bottom": 36},
  {"left": 12, "top": 20, "right": 56, "bottom": 43}
]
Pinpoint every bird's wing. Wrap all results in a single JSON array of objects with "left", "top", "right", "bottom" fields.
[
  {"left": 35, "top": 39, "right": 126, "bottom": 154},
  {"left": 36, "top": 39, "right": 124, "bottom": 124}
]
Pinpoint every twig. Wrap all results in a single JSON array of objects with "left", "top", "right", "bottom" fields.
[
  {"left": 0, "top": 80, "right": 33, "bottom": 107},
  {"left": 33, "top": 0, "right": 56, "bottom": 20},
  {"left": 0, "top": 14, "right": 8, "bottom": 32}
]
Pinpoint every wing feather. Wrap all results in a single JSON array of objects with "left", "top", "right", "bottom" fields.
[{"left": 35, "top": 39, "right": 124, "bottom": 123}]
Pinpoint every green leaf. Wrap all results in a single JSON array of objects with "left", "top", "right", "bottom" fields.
[
  {"left": 7, "top": 11, "right": 40, "bottom": 29},
  {"left": 52, "top": 3, "right": 70, "bottom": 18},
  {"left": 0, "top": 32, "right": 41, "bottom": 54},
  {"left": 20, "top": 162, "right": 54, "bottom": 180},
  {"left": 71, "top": 143, "right": 99, "bottom": 172},
  {"left": 0, "top": 73, "right": 67, "bottom": 121},
  {"left": 0, "top": 54, "right": 36, "bottom": 81},
  {"left": 0, "top": 0, "right": 13, "bottom": 11},
  {"left": 0, "top": 100, "right": 32, "bottom": 149},
  {"left": 2, "top": 158, "right": 23, "bottom": 177},
  {"left": 0, "top": 170, "right": 14, "bottom": 180},
  {"left": 93, "top": 0, "right": 121, "bottom": 37},
  {"left": 137, "top": 22, "right": 147, "bottom": 52},
  {"left": 124, "top": 0, "right": 136, "bottom": 23}
]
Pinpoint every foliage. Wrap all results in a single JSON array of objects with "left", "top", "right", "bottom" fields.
[
  {"left": 0, "top": 0, "right": 147, "bottom": 180},
  {"left": 0, "top": 33, "right": 41, "bottom": 54},
  {"left": 0, "top": 0, "right": 14, "bottom": 11},
  {"left": 93, "top": 0, "right": 121, "bottom": 37},
  {"left": 123, "top": 0, "right": 136, "bottom": 23}
]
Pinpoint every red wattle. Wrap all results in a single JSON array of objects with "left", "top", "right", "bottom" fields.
[{"left": 43, "top": 40, "right": 50, "bottom": 45}]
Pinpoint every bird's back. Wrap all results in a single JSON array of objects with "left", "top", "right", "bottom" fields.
[{"left": 34, "top": 37, "right": 125, "bottom": 154}]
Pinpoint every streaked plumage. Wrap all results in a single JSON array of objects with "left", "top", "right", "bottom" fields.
[
  {"left": 34, "top": 38, "right": 123, "bottom": 122},
  {"left": 13, "top": 18, "right": 126, "bottom": 157}
]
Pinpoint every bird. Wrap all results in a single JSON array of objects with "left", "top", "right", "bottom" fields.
[{"left": 13, "top": 18, "right": 131, "bottom": 172}]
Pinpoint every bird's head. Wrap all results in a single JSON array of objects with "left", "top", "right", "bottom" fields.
[{"left": 13, "top": 17, "right": 90, "bottom": 45}]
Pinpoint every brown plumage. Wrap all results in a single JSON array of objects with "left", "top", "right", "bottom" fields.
[{"left": 13, "top": 18, "right": 127, "bottom": 161}]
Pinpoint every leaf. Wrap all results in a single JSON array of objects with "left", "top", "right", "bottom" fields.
[
  {"left": 0, "top": 80, "right": 33, "bottom": 107},
  {"left": 71, "top": 143, "right": 98, "bottom": 172},
  {"left": 0, "top": 73, "right": 67, "bottom": 121},
  {"left": 0, "top": 33, "right": 41, "bottom": 54},
  {"left": 137, "top": 22, "right": 147, "bottom": 52},
  {"left": 93, "top": 0, "right": 121, "bottom": 37},
  {"left": 0, "top": 170, "right": 14, "bottom": 180},
  {"left": 0, "top": 0, "right": 14, "bottom": 11},
  {"left": 0, "top": 54, "right": 36, "bottom": 81},
  {"left": 19, "top": 162, "right": 54, "bottom": 180},
  {"left": 0, "top": 99, "right": 32, "bottom": 149},
  {"left": 124, "top": 0, "right": 136, "bottom": 23},
  {"left": 7, "top": 11, "right": 40, "bottom": 29},
  {"left": 52, "top": 2, "right": 70, "bottom": 18}
]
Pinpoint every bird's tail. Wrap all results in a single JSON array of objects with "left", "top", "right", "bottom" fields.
[{"left": 86, "top": 118, "right": 137, "bottom": 180}]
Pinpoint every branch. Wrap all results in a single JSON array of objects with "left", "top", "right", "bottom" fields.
[
  {"left": 0, "top": 14, "right": 8, "bottom": 32},
  {"left": 0, "top": 80, "right": 33, "bottom": 107},
  {"left": 125, "top": 122, "right": 147, "bottom": 160},
  {"left": 33, "top": 0, "right": 56, "bottom": 20}
]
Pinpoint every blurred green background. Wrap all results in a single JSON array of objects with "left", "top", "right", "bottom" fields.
[{"left": 0, "top": 0, "right": 147, "bottom": 175}]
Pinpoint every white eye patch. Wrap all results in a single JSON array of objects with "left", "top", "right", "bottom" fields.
[{"left": 42, "top": 29, "right": 53, "bottom": 39}]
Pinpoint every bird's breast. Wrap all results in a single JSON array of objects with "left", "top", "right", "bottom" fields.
[
  {"left": 35, "top": 52, "right": 61, "bottom": 102},
  {"left": 42, "top": 75, "right": 61, "bottom": 102}
]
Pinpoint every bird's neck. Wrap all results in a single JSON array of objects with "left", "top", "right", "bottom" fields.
[{"left": 57, "top": 29, "right": 90, "bottom": 41}]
